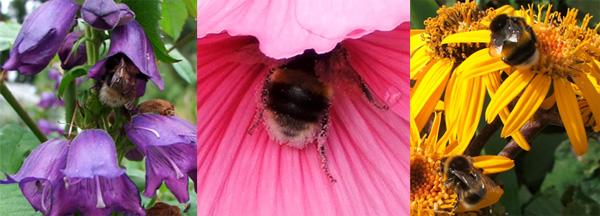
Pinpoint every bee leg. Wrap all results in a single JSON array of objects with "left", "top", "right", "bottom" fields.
[
  {"left": 317, "top": 108, "right": 336, "bottom": 183},
  {"left": 358, "top": 77, "right": 388, "bottom": 110},
  {"left": 248, "top": 70, "right": 272, "bottom": 135}
]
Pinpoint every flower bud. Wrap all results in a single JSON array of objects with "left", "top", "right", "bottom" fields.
[{"left": 58, "top": 31, "right": 87, "bottom": 70}]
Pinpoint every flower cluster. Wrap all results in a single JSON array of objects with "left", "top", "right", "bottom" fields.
[{"left": 1, "top": 0, "right": 196, "bottom": 214}]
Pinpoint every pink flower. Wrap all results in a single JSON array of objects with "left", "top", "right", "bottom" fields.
[
  {"left": 197, "top": 21, "right": 409, "bottom": 215},
  {"left": 197, "top": 0, "right": 410, "bottom": 59}
]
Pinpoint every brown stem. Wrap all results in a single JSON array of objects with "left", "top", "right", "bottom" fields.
[
  {"left": 489, "top": 109, "right": 561, "bottom": 179},
  {"left": 465, "top": 116, "right": 503, "bottom": 156}
]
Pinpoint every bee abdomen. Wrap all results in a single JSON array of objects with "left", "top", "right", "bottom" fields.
[
  {"left": 463, "top": 188, "right": 486, "bottom": 204},
  {"left": 502, "top": 32, "right": 537, "bottom": 66},
  {"left": 267, "top": 82, "right": 330, "bottom": 123}
]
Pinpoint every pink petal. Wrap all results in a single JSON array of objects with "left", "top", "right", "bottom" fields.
[
  {"left": 197, "top": 0, "right": 409, "bottom": 58},
  {"left": 343, "top": 22, "right": 410, "bottom": 118},
  {"left": 197, "top": 32, "right": 408, "bottom": 215}
]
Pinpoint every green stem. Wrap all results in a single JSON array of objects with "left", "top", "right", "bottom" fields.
[
  {"left": 0, "top": 73, "right": 48, "bottom": 143},
  {"left": 64, "top": 81, "right": 76, "bottom": 132},
  {"left": 167, "top": 29, "right": 197, "bottom": 53}
]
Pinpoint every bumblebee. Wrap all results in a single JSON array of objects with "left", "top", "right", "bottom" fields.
[
  {"left": 98, "top": 54, "right": 139, "bottom": 110},
  {"left": 489, "top": 14, "right": 540, "bottom": 70},
  {"left": 249, "top": 46, "right": 387, "bottom": 182},
  {"left": 439, "top": 155, "right": 503, "bottom": 213}
]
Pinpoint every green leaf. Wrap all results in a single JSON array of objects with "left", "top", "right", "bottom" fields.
[
  {"left": 516, "top": 132, "right": 567, "bottom": 189},
  {"left": 160, "top": 0, "right": 188, "bottom": 40},
  {"left": 121, "top": 0, "right": 179, "bottom": 63},
  {"left": 0, "top": 184, "right": 41, "bottom": 216},
  {"left": 0, "top": 22, "right": 20, "bottom": 51},
  {"left": 168, "top": 46, "right": 196, "bottom": 84},
  {"left": 496, "top": 169, "right": 521, "bottom": 215},
  {"left": 0, "top": 124, "right": 40, "bottom": 174},
  {"left": 183, "top": 0, "right": 197, "bottom": 18},
  {"left": 57, "top": 65, "right": 90, "bottom": 100},
  {"left": 581, "top": 137, "right": 600, "bottom": 177},
  {"left": 410, "top": 0, "right": 439, "bottom": 29},
  {"left": 540, "top": 140, "right": 584, "bottom": 193},
  {"left": 523, "top": 188, "right": 564, "bottom": 215}
]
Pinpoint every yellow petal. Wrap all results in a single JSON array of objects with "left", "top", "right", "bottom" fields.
[
  {"left": 472, "top": 155, "right": 515, "bottom": 174},
  {"left": 411, "top": 59, "right": 453, "bottom": 131},
  {"left": 485, "top": 70, "right": 535, "bottom": 123},
  {"left": 410, "top": 48, "right": 430, "bottom": 79},
  {"left": 456, "top": 49, "right": 509, "bottom": 80},
  {"left": 484, "top": 72, "right": 531, "bottom": 150},
  {"left": 572, "top": 76, "right": 600, "bottom": 128},
  {"left": 441, "top": 30, "right": 491, "bottom": 44},
  {"left": 410, "top": 32, "right": 426, "bottom": 56},
  {"left": 501, "top": 74, "right": 552, "bottom": 137},
  {"left": 554, "top": 78, "right": 588, "bottom": 155}
]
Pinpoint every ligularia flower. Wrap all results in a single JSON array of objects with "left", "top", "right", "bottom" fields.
[
  {"left": 197, "top": 0, "right": 410, "bottom": 214},
  {"left": 125, "top": 113, "right": 197, "bottom": 203},
  {"left": 1, "top": 0, "right": 79, "bottom": 75}
]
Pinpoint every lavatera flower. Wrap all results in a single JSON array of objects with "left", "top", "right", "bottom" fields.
[
  {"left": 125, "top": 113, "right": 197, "bottom": 203},
  {"left": 1, "top": 0, "right": 79, "bottom": 75},
  {"left": 88, "top": 21, "right": 164, "bottom": 110}
]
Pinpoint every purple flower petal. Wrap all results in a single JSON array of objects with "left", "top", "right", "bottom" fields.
[
  {"left": 81, "top": 0, "right": 121, "bottom": 30},
  {"left": 1, "top": 139, "right": 69, "bottom": 215},
  {"left": 38, "top": 92, "right": 64, "bottom": 109},
  {"left": 51, "top": 175, "right": 145, "bottom": 216},
  {"left": 116, "top": 3, "right": 135, "bottom": 26},
  {"left": 1, "top": 0, "right": 79, "bottom": 75},
  {"left": 125, "top": 113, "right": 196, "bottom": 203},
  {"left": 37, "top": 119, "right": 65, "bottom": 135},
  {"left": 58, "top": 31, "right": 87, "bottom": 70},
  {"left": 88, "top": 21, "right": 164, "bottom": 92},
  {"left": 62, "top": 129, "right": 125, "bottom": 178}
]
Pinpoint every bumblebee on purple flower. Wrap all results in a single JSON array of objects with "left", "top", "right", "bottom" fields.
[{"left": 0, "top": 0, "right": 197, "bottom": 215}]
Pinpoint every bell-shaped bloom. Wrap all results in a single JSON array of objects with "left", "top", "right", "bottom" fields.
[
  {"left": 2, "top": 0, "right": 79, "bottom": 75},
  {"left": 58, "top": 31, "right": 87, "bottom": 70},
  {"left": 37, "top": 119, "right": 65, "bottom": 135},
  {"left": 38, "top": 92, "right": 65, "bottom": 109},
  {"left": 88, "top": 21, "right": 164, "bottom": 98},
  {"left": 196, "top": 22, "right": 409, "bottom": 215},
  {"left": 0, "top": 139, "right": 69, "bottom": 215},
  {"left": 125, "top": 113, "right": 197, "bottom": 203},
  {"left": 116, "top": 3, "right": 135, "bottom": 26},
  {"left": 51, "top": 129, "right": 145, "bottom": 216},
  {"left": 197, "top": 0, "right": 409, "bottom": 58},
  {"left": 81, "top": 0, "right": 134, "bottom": 30}
]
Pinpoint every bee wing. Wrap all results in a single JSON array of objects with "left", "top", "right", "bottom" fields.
[{"left": 449, "top": 169, "right": 488, "bottom": 199}]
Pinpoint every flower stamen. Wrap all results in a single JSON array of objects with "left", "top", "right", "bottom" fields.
[{"left": 95, "top": 176, "right": 106, "bottom": 208}]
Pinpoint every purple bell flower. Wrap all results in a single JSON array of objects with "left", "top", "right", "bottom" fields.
[
  {"left": 1, "top": 139, "right": 69, "bottom": 215},
  {"left": 125, "top": 114, "right": 196, "bottom": 203},
  {"left": 1, "top": 0, "right": 79, "bottom": 75},
  {"left": 116, "top": 3, "right": 135, "bottom": 26},
  {"left": 38, "top": 92, "right": 65, "bottom": 109},
  {"left": 37, "top": 119, "right": 65, "bottom": 135},
  {"left": 52, "top": 129, "right": 145, "bottom": 215},
  {"left": 81, "top": 0, "right": 135, "bottom": 30},
  {"left": 58, "top": 31, "right": 87, "bottom": 70},
  {"left": 88, "top": 21, "right": 164, "bottom": 98}
]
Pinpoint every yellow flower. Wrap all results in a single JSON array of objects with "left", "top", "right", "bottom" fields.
[
  {"left": 452, "top": 5, "right": 600, "bottom": 155},
  {"left": 410, "top": 112, "right": 514, "bottom": 215},
  {"left": 410, "top": 0, "right": 527, "bottom": 149}
]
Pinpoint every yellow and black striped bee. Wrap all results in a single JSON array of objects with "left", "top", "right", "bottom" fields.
[
  {"left": 98, "top": 54, "right": 139, "bottom": 110},
  {"left": 489, "top": 14, "right": 540, "bottom": 70},
  {"left": 439, "top": 155, "right": 503, "bottom": 213}
]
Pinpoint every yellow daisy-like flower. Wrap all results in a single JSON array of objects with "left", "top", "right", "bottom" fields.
[
  {"left": 410, "top": 112, "right": 514, "bottom": 215},
  {"left": 410, "top": 0, "right": 527, "bottom": 150},
  {"left": 452, "top": 5, "right": 600, "bottom": 155}
]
